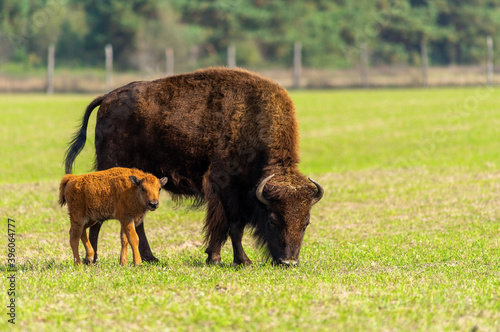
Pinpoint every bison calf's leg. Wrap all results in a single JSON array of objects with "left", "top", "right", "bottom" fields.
[
  {"left": 120, "top": 228, "right": 129, "bottom": 266},
  {"left": 89, "top": 221, "right": 103, "bottom": 263},
  {"left": 69, "top": 220, "right": 84, "bottom": 265},
  {"left": 229, "top": 221, "right": 252, "bottom": 266},
  {"left": 121, "top": 220, "right": 142, "bottom": 266},
  {"left": 136, "top": 222, "right": 159, "bottom": 263},
  {"left": 90, "top": 220, "right": 158, "bottom": 263},
  {"left": 80, "top": 229, "right": 95, "bottom": 265}
]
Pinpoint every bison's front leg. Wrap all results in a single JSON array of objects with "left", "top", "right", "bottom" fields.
[
  {"left": 89, "top": 219, "right": 158, "bottom": 263},
  {"left": 121, "top": 219, "right": 142, "bottom": 266},
  {"left": 229, "top": 221, "right": 252, "bottom": 266},
  {"left": 119, "top": 228, "right": 129, "bottom": 266}
]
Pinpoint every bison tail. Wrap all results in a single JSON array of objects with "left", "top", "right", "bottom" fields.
[
  {"left": 58, "top": 175, "right": 75, "bottom": 206},
  {"left": 64, "top": 95, "right": 106, "bottom": 174}
]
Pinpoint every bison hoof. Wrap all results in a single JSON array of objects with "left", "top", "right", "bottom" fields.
[
  {"left": 206, "top": 259, "right": 223, "bottom": 266},
  {"left": 82, "top": 258, "right": 92, "bottom": 265},
  {"left": 142, "top": 256, "right": 159, "bottom": 263}
]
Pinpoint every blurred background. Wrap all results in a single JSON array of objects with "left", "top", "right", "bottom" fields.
[{"left": 0, "top": 0, "right": 499, "bottom": 92}]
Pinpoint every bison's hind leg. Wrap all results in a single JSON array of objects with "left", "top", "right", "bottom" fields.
[
  {"left": 136, "top": 222, "right": 159, "bottom": 263},
  {"left": 203, "top": 190, "right": 229, "bottom": 265},
  {"left": 69, "top": 215, "right": 85, "bottom": 265},
  {"left": 80, "top": 228, "right": 95, "bottom": 265}
]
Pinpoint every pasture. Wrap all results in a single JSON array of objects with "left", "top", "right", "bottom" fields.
[{"left": 0, "top": 88, "right": 499, "bottom": 331}]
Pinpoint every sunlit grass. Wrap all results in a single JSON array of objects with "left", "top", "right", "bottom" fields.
[{"left": 0, "top": 88, "right": 499, "bottom": 331}]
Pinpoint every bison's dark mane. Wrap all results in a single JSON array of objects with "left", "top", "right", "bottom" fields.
[{"left": 249, "top": 203, "right": 274, "bottom": 258}]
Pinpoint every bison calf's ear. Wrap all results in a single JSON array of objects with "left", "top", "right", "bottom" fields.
[
  {"left": 159, "top": 177, "right": 168, "bottom": 187},
  {"left": 129, "top": 175, "right": 141, "bottom": 186}
]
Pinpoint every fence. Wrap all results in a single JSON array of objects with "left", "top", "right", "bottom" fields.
[{"left": 0, "top": 38, "right": 497, "bottom": 93}]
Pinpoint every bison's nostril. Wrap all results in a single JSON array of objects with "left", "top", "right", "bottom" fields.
[{"left": 148, "top": 201, "right": 159, "bottom": 210}]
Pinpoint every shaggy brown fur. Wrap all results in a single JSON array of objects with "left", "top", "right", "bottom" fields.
[
  {"left": 59, "top": 167, "right": 167, "bottom": 265},
  {"left": 64, "top": 67, "right": 323, "bottom": 266}
]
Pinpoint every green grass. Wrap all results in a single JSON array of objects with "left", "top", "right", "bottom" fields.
[{"left": 1, "top": 88, "right": 499, "bottom": 331}]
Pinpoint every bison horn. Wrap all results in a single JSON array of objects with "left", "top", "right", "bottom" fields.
[
  {"left": 309, "top": 178, "right": 324, "bottom": 205},
  {"left": 256, "top": 174, "right": 275, "bottom": 206}
]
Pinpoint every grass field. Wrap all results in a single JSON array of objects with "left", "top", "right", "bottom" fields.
[{"left": 0, "top": 88, "right": 499, "bottom": 331}]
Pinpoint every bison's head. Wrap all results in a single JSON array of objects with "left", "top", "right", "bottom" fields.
[
  {"left": 129, "top": 174, "right": 168, "bottom": 211},
  {"left": 254, "top": 172, "right": 323, "bottom": 266}
]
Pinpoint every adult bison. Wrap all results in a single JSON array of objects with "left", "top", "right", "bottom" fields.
[{"left": 65, "top": 67, "right": 323, "bottom": 266}]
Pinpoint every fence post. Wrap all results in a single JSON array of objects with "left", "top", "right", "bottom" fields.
[
  {"left": 166, "top": 48, "right": 174, "bottom": 76},
  {"left": 487, "top": 35, "right": 493, "bottom": 85},
  {"left": 228, "top": 44, "right": 236, "bottom": 68},
  {"left": 46, "top": 44, "right": 55, "bottom": 94},
  {"left": 189, "top": 46, "right": 198, "bottom": 67},
  {"left": 293, "top": 42, "right": 302, "bottom": 89},
  {"left": 420, "top": 39, "right": 429, "bottom": 87},
  {"left": 360, "top": 43, "right": 368, "bottom": 87},
  {"left": 105, "top": 43, "right": 113, "bottom": 92}
]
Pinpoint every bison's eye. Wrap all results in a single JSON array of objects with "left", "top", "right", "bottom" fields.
[
  {"left": 141, "top": 187, "right": 146, "bottom": 192},
  {"left": 159, "top": 187, "right": 161, "bottom": 192}
]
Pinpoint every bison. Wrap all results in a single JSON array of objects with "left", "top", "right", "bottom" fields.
[
  {"left": 65, "top": 67, "right": 323, "bottom": 266},
  {"left": 59, "top": 167, "right": 168, "bottom": 265}
]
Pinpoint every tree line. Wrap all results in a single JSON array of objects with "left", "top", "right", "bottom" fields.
[{"left": 1, "top": 0, "right": 499, "bottom": 72}]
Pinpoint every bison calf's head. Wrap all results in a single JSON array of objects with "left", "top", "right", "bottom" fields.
[
  {"left": 129, "top": 175, "right": 168, "bottom": 211},
  {"left": 255, "top": 173, "right": 324, "bottom": 266}
]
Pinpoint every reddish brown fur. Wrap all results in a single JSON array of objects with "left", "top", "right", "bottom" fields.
[
  {"left": 59, "top": 167, "right": 167, "bottom": 265},
  {"left": 65, "top": 67, "right": 323, "bottom": 266}
]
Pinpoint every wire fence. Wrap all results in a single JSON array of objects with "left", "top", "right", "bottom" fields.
[{"left": 0, "top": 40, "right": 496, "bottom": 93}]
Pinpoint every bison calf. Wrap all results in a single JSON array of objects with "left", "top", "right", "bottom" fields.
[{"left": 59, "top": 167, "right": 167, "bottom": 265}]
